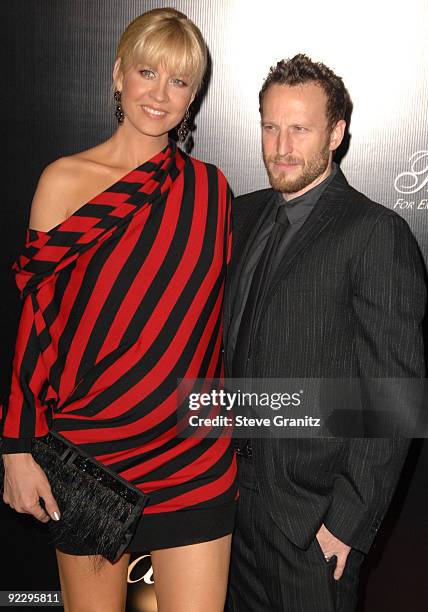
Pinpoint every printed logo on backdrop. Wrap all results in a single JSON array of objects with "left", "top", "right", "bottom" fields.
[
  {"left": 128, "top": 555, "right": 154, "bottom": 585},
  {"left": 127, "top": 555, "right": 158, "bottom": 611},
  {"left": 394, "top": 151, "right": 428, "bottom": 210}
]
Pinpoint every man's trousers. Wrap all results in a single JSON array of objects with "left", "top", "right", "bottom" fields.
[{"left": 226, "top": 452, "right": 366, "bottom": 612}]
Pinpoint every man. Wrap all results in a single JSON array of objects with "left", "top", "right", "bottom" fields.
[{"left": 224, "top": 54, "right": 426, "bottom": 611}]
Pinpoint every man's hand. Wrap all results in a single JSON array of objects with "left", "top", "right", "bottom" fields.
[{"left": 316, "top": 523, "right": 351, "bottom": 580}]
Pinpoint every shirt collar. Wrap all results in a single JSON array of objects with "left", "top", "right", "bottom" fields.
[{"left": 275, "top": 162, "right": 338, "bottom": 225}]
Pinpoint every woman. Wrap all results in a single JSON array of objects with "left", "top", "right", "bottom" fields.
[{"left": 1, "top": 8, "right": 237, "bottom": 611}]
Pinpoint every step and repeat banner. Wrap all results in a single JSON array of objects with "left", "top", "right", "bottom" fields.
[{"left": 1, "top": 1, "right": 427, "bottom": 610}]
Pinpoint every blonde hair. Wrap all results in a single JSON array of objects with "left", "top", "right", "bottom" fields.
[{"left": 115, "top": 8, "right": 207, "bottom": 92}]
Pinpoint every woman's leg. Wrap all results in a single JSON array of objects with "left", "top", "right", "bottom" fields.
[
  {"left": 56, "top": 550, "right": 131, "bottom": 612},
  {"left": 150, "top": 534, "right": 232, "bottom": 612}
]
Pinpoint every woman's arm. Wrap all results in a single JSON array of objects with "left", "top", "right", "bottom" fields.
[{"left": 0, "top": 162, "right": 71, "bottom": 521}]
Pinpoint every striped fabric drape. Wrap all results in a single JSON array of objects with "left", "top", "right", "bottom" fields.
[{"left": 1, "top": 141, "right": 237, "bottom": 515}]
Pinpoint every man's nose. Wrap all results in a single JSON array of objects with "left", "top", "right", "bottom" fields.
[{"left": 277, "top": 130, "right": 292, "bottom": 157}]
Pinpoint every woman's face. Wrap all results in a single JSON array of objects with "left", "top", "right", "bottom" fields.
[{"left": 115, "top": 61, "right": 195, "bottom": 139}]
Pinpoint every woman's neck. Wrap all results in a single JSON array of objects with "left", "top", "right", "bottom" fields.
[{"left": 104, "top": 124, "right": 169, "bottom": 170}]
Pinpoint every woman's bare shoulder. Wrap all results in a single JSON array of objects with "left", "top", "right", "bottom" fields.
[{"left": 29, "top": 146, "right": 111, "bottom": 232}]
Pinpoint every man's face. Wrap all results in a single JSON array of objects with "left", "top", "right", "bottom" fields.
[{"left": 261, "top": 82, "right": 345, "bottom": 199}]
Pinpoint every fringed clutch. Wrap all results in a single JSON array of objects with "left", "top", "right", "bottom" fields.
[{"left": 0, "top": 432, "right": 148, "bottom": 563}]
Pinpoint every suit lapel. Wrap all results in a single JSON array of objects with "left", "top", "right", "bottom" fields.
[
  {"left": 261, "top": 169, "right": 349, "bottom": 314},
  {"left": 224, "top": 191, "right": 274, "bottom": 375},
  {"left": 224, "top": 191, "right": 274, "bottom": 339}
]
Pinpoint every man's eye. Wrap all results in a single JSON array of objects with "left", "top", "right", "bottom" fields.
[
  {"left": 262, "top": 124, "right": 275, "bottom": 131},
  {"left": 294, "top": 126, "right": 307, "bottom": 132}
]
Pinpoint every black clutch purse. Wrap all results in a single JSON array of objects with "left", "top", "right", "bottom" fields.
[{"left": 0, "top": 431, "right": 149, "bottom": 563}]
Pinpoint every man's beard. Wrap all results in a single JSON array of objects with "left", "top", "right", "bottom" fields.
[{"left": 263, "top": 142, "right": 330, "bottom": 194}]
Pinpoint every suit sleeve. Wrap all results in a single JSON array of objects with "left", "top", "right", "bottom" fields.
[
  {"left": 1, "top": 293, "right": 52, "bottom": 453},
  {"left": 220, "top": 173, "right": 233, "bottom": 379},
  {"left": 226, "top": 191, "right": 232, "bottom": 266},
  {"left": 324, "top": 213, "right": 426, "bottom": 553},
  {"left": 217, "top": 168, "right": 232, "bottom": 267}
]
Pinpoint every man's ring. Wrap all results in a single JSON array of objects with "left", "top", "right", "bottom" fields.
[{"left": 324, "top": 555, "right": 331, "bottom": 562}]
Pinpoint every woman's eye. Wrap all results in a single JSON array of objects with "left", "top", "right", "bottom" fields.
[
  {"left": 171, "top": 78, "right": 187, "bottom": 87},
  {"left": 140, "top": 69, "right": 155, "bottom": 78}
]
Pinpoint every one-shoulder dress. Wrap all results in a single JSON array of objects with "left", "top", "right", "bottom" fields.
[{"left": 1, "top": 142, "right": 238, "bottom": 552}]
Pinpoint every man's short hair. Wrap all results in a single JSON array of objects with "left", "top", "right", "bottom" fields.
[{"left": 259, "top": 54, "right": 348, "bottom": 129}]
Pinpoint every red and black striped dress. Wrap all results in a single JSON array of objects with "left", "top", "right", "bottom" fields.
[{"left": 1, "top": 142, "right": 238, "bottom": 551}]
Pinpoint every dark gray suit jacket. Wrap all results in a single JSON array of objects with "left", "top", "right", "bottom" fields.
[{"left": 224, "top": 168, "right": 426, "bottom": 554}]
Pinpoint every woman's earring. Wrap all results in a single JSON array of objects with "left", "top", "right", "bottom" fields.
[
  {"left": 177, "top": 110, "right": 190, "bottom": 142},
  {"left": 114, "top": 90, "right": 124, "bottom": 124}
]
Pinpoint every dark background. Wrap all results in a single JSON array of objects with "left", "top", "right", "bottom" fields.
[{"left": 1, "top": 1, "right": 428, "bottom": 610}]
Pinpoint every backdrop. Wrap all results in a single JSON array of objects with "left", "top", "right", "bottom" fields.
[{"left": 1, "top": 1, "right": 428, "bottom": 610}]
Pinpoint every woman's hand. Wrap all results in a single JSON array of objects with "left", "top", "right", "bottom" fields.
[{"left": 2, "top": 453, "right": 61, "bottom": 523}]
